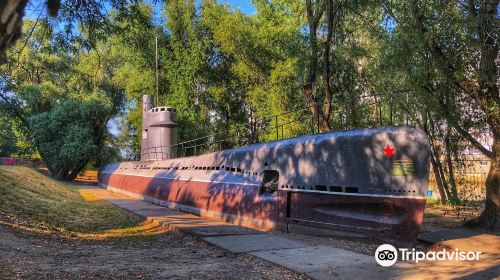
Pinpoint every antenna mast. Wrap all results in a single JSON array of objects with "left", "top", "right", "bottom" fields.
[{"left": 155, "top": 36, "right": 159, "bottom": 104}]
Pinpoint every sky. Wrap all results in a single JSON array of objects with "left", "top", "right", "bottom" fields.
[
  {"left": 221, "top": 0, "right": 256, "bottom": 14},
  {"left": 148, "top": 0, "right": 256, "bottom": 25},
  {"left": 25, "top": 0, "right": 256, "bottom": 21}
]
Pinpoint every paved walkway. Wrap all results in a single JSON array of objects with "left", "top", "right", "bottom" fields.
[{"left": 76, "top": 184, "right": 499, "bottom": 280}]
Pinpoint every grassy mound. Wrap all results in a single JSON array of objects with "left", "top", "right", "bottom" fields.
[{"left": 0, "top": 166, "right": 142, "bottom": 236}]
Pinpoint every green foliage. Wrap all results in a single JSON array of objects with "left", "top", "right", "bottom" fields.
[
  {"left": 0, "top": 0, "right": 497, "bottom": 218},
  {"left": 28, "top": 99, "right": 105, "bottom": 179},
  {"left": 201, "top": 0, "right": 307, "bottom": 141},
  {"left": 163, "top": 0, "right": 212, "bottom": 141},
  {"left": 0, "top": 17, "right": 124, "bottom": 180},
  {"left": 0, "top": 113, "right": 17, "bottom": 157}
]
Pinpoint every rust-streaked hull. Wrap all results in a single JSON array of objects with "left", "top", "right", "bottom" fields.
[
  {"left": 281, "top": 191, "right": 425, "bottom": 243},
  {"left": 99, "top": 172, "right": 425, "bottom": 244},
  {"left": 99, "top": 126, "right": 430, "bottom": 244},
  {"left": 99, "top": 173, "right": 278, "bottom": 230}
]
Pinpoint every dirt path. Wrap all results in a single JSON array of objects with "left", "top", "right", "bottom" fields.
[{"left": 0, "top": 225, "right": 307, "bottom": 280}]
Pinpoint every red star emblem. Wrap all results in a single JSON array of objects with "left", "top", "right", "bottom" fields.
[{"left": 383, "top": 144, "right": 395, "bottom": 157}]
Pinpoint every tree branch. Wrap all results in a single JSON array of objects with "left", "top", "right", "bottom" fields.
[
  {"left": 0, "top": 91, "right": 27, "bottom": 126},
  {"left": 381, "top": 0, "right": 400, "bottom": 24},
  {"left": 421, "top": 84, "right": 493, "bottom": 158}
]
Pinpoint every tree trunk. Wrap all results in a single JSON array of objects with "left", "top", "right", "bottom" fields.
[
  {"left": 0, "top": 0, "right": 28, "bottom": 64},
  {"left": 472, "top": 0, "right": 500, "bottom": 230},
  {"left": 54, "top": 165, "right": 68, "bottom": 181},
  {"left": 430, "top": 150, "right": 448, "bottom": 202},
  {"left": 433, "top": 144, "right": 452, "bottom": 200},
  {"left": 67, "top": 163, "right": 86, "bottom": 181},
  {"left": 421, "top": 106, "right": 448, "bottom": 202},
  {"left": 303, "top": 0, "right": 327, "bottom": 132},
  {"left": 401, "top": 0, "right": 499, "bottom": 229},
  {"left": 428, "top": 115, "right": 453, "bottom": 202},
  {"left": 319, "top": 114, "right": 331, "bottom": 133},
  {"left": 471, "top": 136, "right": 499, "bottom": 230},
  {"left": 350, "top": 95, "right": 358, "bottom": 128},
  {"left": 444, "top": 126, "right": 458, "bottom": 202},
  {"left": 321, "top": 0, "right": 334, "bottom": 132},
  {"left": 302, "top": 84, "right": 330, "bottom": 132}
]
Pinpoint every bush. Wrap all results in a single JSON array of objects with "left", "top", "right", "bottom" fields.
[{"left": 29, "top": 99, "right": 111, "bottom": 180}]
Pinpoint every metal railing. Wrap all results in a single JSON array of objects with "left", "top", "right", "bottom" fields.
[
  {"left": 0, "top": 157, "right": 45, "bottom": 168},
  {"left": 140, "top": 90, "right": 415, "bottom": 159}
]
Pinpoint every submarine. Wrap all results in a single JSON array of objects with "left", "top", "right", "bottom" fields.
[{"left": 99, "top": 95, "right": 431, "bottom": 244}]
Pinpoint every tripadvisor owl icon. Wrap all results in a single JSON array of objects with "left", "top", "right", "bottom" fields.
[{"left": 375, "top": 244, "right": 398, "bottom": 267}]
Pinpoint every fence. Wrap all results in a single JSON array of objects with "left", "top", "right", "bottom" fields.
[
  {"left": 142, "top": 90, "right": 415, "bottom": 159},
  {"left": 427, "top": 159, "right": 490, "bottom": 221},
  {"left": 428, "top": 158, "right": 489, "bottom": 200},
  {"left": 0, "top": 157, "right": 45, "bottom": 168}
]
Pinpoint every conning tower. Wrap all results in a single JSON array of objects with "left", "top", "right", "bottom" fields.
[{"left": 140, "top": 95, "right": 177, "bottom": 160}]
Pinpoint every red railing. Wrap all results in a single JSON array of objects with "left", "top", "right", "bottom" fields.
[
  {"left": 0, "top": 157, "right": 16, "bottom": 165},
  {"left": 0, "top": 157, "right": 45, "bottom": 168}
]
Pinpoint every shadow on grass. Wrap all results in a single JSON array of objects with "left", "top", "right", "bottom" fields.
[{"left": 0, "top": 217, "right": 171, "bottom": 242}]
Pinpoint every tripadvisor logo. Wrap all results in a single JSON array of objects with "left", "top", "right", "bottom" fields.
[
  {"left": 375, "top": 244, "right": 398, "bottom": 267},
  {"left": 374, "top": 244, "right": 482, "bottom": 267}
]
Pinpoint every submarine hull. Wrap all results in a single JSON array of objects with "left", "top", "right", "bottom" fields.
[{"left": 99, "top": 126, "right": 430, "bottom": 244}]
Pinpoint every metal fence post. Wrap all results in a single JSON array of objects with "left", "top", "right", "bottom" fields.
[
  {"left": 275, "top": 115, "right": 279, "bottom": 140},
  {"left": 406, "top": 92, "right": 409, "bottom": 125},
  {"left": 390, "top": 94, "right": 393, "bottom": 125},
  {"left": 317, "top": 110, "right": 320, "bottom": 134}
]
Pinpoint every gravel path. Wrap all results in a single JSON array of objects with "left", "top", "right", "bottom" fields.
[{"left": 0, "top": 225, "right": 308, "bottom": 280}]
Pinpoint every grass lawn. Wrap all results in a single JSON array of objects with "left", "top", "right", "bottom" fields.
[{"left": 0, "top": 166, "right": 155, "bottom": 238}]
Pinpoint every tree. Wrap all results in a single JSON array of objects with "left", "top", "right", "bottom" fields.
[
  {"left": 0, "top": 0, "right": 139, "bottom": 65},
  {"left": 163, "top": 0, "right": 213, "bottom": 143},
  {"left": 29, "top": 99, "right": 110, "bottom": 180},
  {"left": 303, "top": 0, "right": 368, "bottom": 132},
  {"left": 0, "top": 110, "right": 36, "bottom": 157},
  {"left": 0, "top": 113, "right": 17, "bottom": 156},
  {"left": 202, "top": 0, "right": 309, "bottom": 141},
  {"left": 105, "top": 3, "right": 164, "bottom": 150},
  {"left": 1, "top": 0, "right": 497, "bottom": 230},
  {"left": 382, "top": 0, "right": 499, "bottom": 229},
  {"left": 0, "top": 18, "right": 124, "bottom": 180}
]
